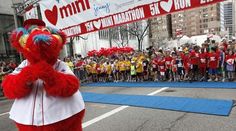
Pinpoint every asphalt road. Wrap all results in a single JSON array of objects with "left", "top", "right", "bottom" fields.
[{"left": 0, "top": 86, "right": 236, "bottom": 131}]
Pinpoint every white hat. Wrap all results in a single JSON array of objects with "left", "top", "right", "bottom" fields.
[
  {"left": 166, "top": 48, "right": 171, "bottom": 52},
  {"left": 178, "top": 47, "right": 183, "bottom": 51}
]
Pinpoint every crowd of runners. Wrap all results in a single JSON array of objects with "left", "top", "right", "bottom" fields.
[{"left": 65, "top": 39, "right": 236, "bottom": 83}]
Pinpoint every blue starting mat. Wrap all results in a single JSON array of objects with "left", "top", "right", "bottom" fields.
[
  {"left": 82, "top": 82, "right": 236, "bottom": 89},
  {"left": 82, "top": 92, "right": 233, "bottom": 116}
]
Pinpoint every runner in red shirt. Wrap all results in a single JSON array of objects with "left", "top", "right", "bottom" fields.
[
  {"left": 75, "top": 59, "right": 85, "bottom": 80},
  {"left": 171, "top": 53, "right": 178, "bottom": 81},
  {"left": 199, "top": 48, "right": 208, "bottom": 81},
  {"left": 189, "top": 46, "right": 200, "bottom": 81},
  {"left": 207, "top": 47, "right": 219, "bottom": 81},
  {"left": 165, "top": 54, "right": 173, "bottom": 81},
  {"left": 151, "top": 56, "right": 159, "bottom": 81},
  {"left": 182, "top": 51, "right": 190, "bottom": 81},
  {"left": 75, "top": 60, "right": 85, "bottom": 69},
  {"left": 222, "top": 39, "right": 228, "bottom": 52},
  {"left": 158, "top": 55, "right": 166, "bottom": 81}
]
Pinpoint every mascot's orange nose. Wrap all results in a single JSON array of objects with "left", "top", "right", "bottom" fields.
[{"left": 33, "top": 34, "right": 52, "bottom": 45}]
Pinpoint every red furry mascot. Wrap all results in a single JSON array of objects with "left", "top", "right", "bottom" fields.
[{"left": 2, "top": 19, "right": 85, "bottom": 131}]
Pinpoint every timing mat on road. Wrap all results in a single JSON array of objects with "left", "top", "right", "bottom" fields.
[
  {"left": 82, "top": 82, "right": 236, "bottom": 89},
  {"left": 82, "top": 92, "right": 233, "bottom": 116}
]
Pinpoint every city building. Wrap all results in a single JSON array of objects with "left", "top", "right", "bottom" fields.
[
  {"left": 148, "top": 2, "right": 226, "bottom": 45},
  {"left": 171, "top": 3, "right": 225, "bottom": 39},
  {"left": 149, "top": 15, "right": 172, "bottom": 47},
  {"left": 223, "top": 0, "right": 235, "bottom": 38}
]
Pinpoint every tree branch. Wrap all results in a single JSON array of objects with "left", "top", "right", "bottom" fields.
[{"left": 140, "top": 22, "right": 150, "bottom": 39}]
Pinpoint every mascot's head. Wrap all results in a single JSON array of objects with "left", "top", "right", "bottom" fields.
[{"left": 10, "top": 19, "right": 67, "bottom": 65}]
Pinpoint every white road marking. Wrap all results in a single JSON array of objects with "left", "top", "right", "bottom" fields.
[
  {"left": 147, "top": 87, "right": 169, "bottom": 96},
  {"left": 82, "top": 87, "right": 169, "bottom": 128},
  {"left": 0, "top": 112, "right": 9, "bottom": 117},
  {"left": 82, "top": 106, "right": 129, "bottom": 128}
]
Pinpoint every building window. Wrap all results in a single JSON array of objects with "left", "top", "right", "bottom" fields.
[
  {"left": 203, "top": 8, "right": 208, "bottom": 12},
  {"left": 203, "top": 14, "right": 208, "bottom": 17},
  {"left": 203, "top": 24, "right": 208, "bottom": 28},
  {"left": 203, "top": 19, "right": 208, "bottom": 22}
]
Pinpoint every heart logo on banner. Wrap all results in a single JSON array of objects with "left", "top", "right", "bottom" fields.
[
  {"left": 93, "top": 19, "right": 102, "bottom": 29},
  {"left": 45, "top": 5, "right": 58, "bottom": 26},
  {"left": 160, "top": 0, "right": 173, "bottom": 13}
]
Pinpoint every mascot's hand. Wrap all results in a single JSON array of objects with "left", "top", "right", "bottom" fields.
[
  {"left": 34, "top": 61, "right": 56, "bottom": 84},
  {"left": 20, "top": 65, "right": 39, "bottom": 83}
]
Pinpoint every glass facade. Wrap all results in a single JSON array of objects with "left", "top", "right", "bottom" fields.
[{"left": 224, "top": 2, "right": 234, "bottom": 38}]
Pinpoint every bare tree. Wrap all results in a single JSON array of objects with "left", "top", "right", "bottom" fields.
[
  {"left": 112, "top": 25, "right": 129, "bottom": 47},
  {"left": 121, "top": 20, "right": 150, "bottom": 50},
  {"left": 100, "top": 27, "right": 128, "bottom": 48},
  {"left": 106, "top": 20, "right": 150, "bottom": 49}
]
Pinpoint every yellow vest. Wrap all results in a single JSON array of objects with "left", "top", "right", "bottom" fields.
[{"left": 130, "top": 65, "right": 136, "bottom": 75}]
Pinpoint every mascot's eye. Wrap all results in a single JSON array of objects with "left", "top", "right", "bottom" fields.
[
  {"left": 42, "top": 28, "right": 50, "bottom": 33},
  {"left": 31, "top": 28, "right": 40, "bottom": 33}
]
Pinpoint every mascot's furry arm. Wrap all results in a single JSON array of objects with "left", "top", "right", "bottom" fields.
[
  {"left": 36, "top": 61, "right": 79, "bottom": 97},
  {"left": 2, "top": 61, "right": 79, "bottom": 98},
  {"left": 2, "top": 65, "right": 38, "bottom": 99}
]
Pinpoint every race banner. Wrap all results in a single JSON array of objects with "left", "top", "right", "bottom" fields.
[{"left": 39, "top": 0, "right": 225, "bottom": 37}]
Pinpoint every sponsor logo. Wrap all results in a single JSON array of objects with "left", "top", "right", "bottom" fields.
[{"left": 94, "top": 3, "right": 110, "bottom": 16}]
